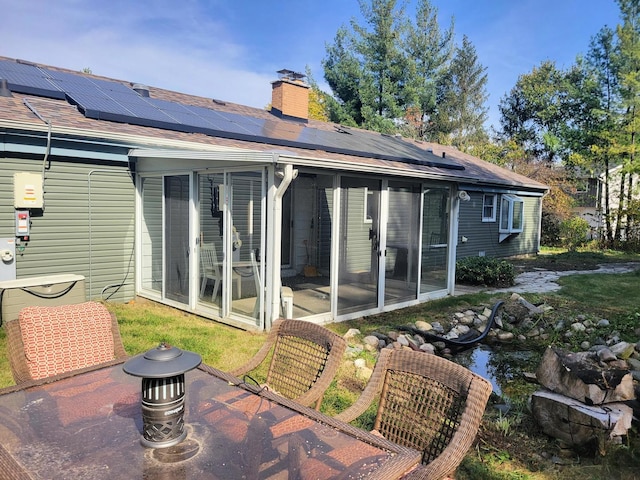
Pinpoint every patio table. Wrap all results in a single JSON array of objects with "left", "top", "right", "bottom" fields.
[{"left": 0, "top": 359, "right": 420, "bottom": 479}]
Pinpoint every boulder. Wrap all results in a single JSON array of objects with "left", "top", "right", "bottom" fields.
[{"left": 536, "top": 346, "right": 635, "bottom": 405}]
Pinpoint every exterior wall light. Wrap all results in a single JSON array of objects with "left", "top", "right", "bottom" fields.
[{"left": 123, "top": 343, "right": 202, "bottom": 448}]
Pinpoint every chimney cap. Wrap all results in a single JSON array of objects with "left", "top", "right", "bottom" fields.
[{"left": 277, "top": 69, "right": 306, "bottom": 82}]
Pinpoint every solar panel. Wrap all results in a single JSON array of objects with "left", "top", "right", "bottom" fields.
[
  {"left": 0, "top": 58, "right": 463, "bottom": 169},
  {"left": 0, "top": 60, "right": 64, "bottom": 99}
]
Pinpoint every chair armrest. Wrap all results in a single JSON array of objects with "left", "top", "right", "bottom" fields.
[
  {"left": 110, "top": 312, "right": 128, "bottom": 359},
  {"left": 229, "top": 320, "right": 282, "bottom": 377},
  {"left": 334, "top": 348, "right": 393, "bottom": 423},
  {"left": 5, "top": 319, "right": 32, "bottom": 384}
]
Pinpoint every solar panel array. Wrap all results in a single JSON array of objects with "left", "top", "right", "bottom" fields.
[{"left": 0, "top": 59, "right": 463, "bottom": 170}]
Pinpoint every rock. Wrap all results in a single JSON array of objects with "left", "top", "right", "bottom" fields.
[
  {"left": 497, "top": 332, "right": 514, "bottom": 342},
  {"left": 344, "top": 328, "right": 361, "bottom": 339},
  {"left": 419, "top": 343, "right": 436, "bottom": 354},
  {"left": 536, "top": 347, "right": 636, "bottom": 405},
  {"left": 597, "top": 348, "right": 617, "bottom": 362},
  {"left": 415, "top": 320, "right": 432, "bottom": 331},
  {"left": 354, "top": 358, "right": 367, "bottom": 369},
  {"left": 610, "top": 341, "right": 635, "bottom": 360},
  {"left": 580, "top": 341, "right": 591, "bottom": 350},
  {"left": 571, "top": 322, "right": 586, "bottom": 333},
  {"left": 362, "top": 335, "right": 378, "bottom": 347},
  {"left": 626, "top": 357, "right": 640, "bottom": 371},
  {"left": 430, "top": 322, "right": 445, "bottom": 334},
  {"left": 396, "top": 335, "right": 409, "bottom": 347},
  {"left": 597, "top": 319, "right": 610, "bottom": 328}
]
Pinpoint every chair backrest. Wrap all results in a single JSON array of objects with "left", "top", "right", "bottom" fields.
[
  {"left": 231, "top": 319, "right": 347, "bottom": 409},
  {"left": 336, "top": 348, "right": 492, "bottom": 478},
  {"left": 6, "top": 301, "right": 127, "bottom": 384},
  {"left": 201, "top": 243, "right": 220, "bottom": 273}
]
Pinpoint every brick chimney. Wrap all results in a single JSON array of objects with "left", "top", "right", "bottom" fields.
[{"left": 271, "top": 69, "right": 309, "bottom": 121}]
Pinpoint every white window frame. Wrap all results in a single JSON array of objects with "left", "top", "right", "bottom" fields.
[
  {"left": 499, "top": 194, "right": 524, "bottom": 234},
  {"left": 363, "top": 186, "right": 373, "bottom": 224},
  {"left": 482, "top": 194, "right": 497, "bottom": 222}
]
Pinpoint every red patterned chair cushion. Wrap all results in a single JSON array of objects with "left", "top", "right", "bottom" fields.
[{"left": 18, "top": 302, "right": 116, "bottom": 380}]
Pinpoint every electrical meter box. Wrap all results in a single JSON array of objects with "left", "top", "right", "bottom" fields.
[
  {"left": 0, "top": 274, "right": 86, "bottom": 325},
  {"left": 14, "top": 172, "right": 43, "bottom": 209}
]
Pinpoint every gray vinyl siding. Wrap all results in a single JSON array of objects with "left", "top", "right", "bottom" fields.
[
  {"left": 0, "top": 156, "right": 135, "bottom": 302},
  {"left": 457, "top": 191, "right": 541, "bottom": 259}
]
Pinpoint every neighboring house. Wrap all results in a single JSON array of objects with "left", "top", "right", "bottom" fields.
[
  {"left": 0, "top": 58, "right": 548, "bottom": 331},
  {"left": 573, "top": 167, "right": 640, "bottom": 240}
]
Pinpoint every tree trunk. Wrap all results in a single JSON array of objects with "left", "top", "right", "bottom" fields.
[{"left": 531, "top": 390, "right": 634, "bottom": 446}]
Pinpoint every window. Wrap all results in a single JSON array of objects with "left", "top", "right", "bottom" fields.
[
  {"left": 500, "top": 195, "right": 524, "bottom": 234},
  {"left": 482, "top": 194, "right": 497, "bottom": 222},
  {"left": 363, "top": 187, "right": 373, "bottom": 223}
]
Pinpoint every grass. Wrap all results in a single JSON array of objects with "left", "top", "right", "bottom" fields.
[{"left": 0, "top": 249, "right": 639, "bottom": 479}]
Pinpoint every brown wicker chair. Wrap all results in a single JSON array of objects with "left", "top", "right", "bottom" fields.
[
  {"left": 335, "top": 348, "right": 492, "bottom": 480},
  {"left": 230, "top": 319, "right": 347, "bottom": 410},
  {"left": 5, "top": 301, "right": 128, "bottom": 384}
]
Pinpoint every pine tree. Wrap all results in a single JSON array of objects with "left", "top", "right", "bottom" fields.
[
  {"left": 402, "top": 0, "right": 455, "bottom": 140},
  {"left": 437, "top": 35, "right": 489, "bottom": 150}
]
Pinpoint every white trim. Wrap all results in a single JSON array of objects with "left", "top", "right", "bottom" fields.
[{"left": 482, "top": 193, "right": 497, "bottom": 222}]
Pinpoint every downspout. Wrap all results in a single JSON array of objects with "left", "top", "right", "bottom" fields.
[
  {"left": 267, "top": 163, "right": 297, "bottom": 330},
  {"left": 23, "top": 99, "right": 51, "bottom": 212}
]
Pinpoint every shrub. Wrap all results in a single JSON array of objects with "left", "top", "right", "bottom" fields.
[
  {"left": 559, "top": 216, "right": 590, "bottom": 251},
  {"left": 455, "top": 256, "right": 516, "bottom": 288}
]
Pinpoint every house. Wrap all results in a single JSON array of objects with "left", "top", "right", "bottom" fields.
[
  {"left": 0, "top": 57, "right": 548, "bottom": 331},
  {"left": 573, "top": 167, "right": 639, "bottom": 240}
]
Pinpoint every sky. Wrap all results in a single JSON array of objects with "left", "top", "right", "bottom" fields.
[{"left": 2, "top": 0, "right": 623, "bottom": 131}]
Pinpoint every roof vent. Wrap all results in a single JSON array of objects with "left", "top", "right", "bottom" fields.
[
  {"left": 0, "top": 78, "right": 12, "bottom": 97},
  {"left": 132, "top": 83, "right": 150, "bottom": 97}
]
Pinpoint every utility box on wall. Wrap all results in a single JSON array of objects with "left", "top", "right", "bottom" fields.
[
  {"left": 14, "top": 172, "right": 43, "bottom": 209},
  {"left": 0, "top": 274, "right": 86, "bottom": 324}
]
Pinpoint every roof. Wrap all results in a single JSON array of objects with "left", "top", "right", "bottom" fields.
[{"left": 0, "top": 56, "right": 547, "bottom": 192}]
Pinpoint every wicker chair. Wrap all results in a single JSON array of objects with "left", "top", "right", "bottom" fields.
[
  {"left": 335, "top": 348, "right": 492, "bottom": 480},
  {"left": 5, "top": 301, "right": 128, "bottom": 384},
  {"left": 230, "top": 319, "right": 347, "bottom": 410}
]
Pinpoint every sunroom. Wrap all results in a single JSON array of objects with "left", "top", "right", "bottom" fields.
[{"left": 132, "top": 148, "right": 463, "bottom": 332}]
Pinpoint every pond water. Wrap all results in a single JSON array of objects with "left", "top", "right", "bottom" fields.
[{"left": 452, "top": 344, "right": 541, "bottom": 400}]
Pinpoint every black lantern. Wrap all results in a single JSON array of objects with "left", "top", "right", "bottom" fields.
[{"left": 124, "top": 343, "right": 202, "bottom": 448}]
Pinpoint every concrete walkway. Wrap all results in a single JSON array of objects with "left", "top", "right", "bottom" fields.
[{"left": 454, "top": 262, "right": 640, "bottom": 296}]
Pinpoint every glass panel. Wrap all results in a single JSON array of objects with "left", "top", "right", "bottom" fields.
[
  {"left": 421, "top": 186, "right": 450, "bottom": 293},
  {"left": 338, "top": 177, "right": 380, "bottom": 315},
  {"left": 385, "top": 182, "right": 420, "bottom": 305},
  {"left": 280, "top": 173, "right": 332, "bottom": 318},
  {"left": 141, "top": 177, "right": 162, "bottom": 292},
  {"left": 513, "top": 199, "right": 524, "bottom": 231},
  {"left": 198, "top": 173, "right": 225, "bottom": 310},
  {"left": 500, "top": 196, "right": 510, "bottom": 231},
  {"left": 230, "top": 172, "right": 263, "bottom": 320},
  {"left": 164, "top": 175, "right": 190, "bottom": 303}
]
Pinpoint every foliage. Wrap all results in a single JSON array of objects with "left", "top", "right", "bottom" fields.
[
  {"left": 322, "top": 0, "right": 488, "bottom": 148},
  {"left": 559, "top": 216, "right": 590, "bottom": 251},
  {"left": 455, "top": 256, "right": 516, "bottom": 287},
  {"left": 435, "top": 34, "right": 489, "bottom": 149}
]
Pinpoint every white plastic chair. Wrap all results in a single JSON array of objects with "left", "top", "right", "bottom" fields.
[{"left": 200, "top": 243, "right": 241, "bottom": 300}]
